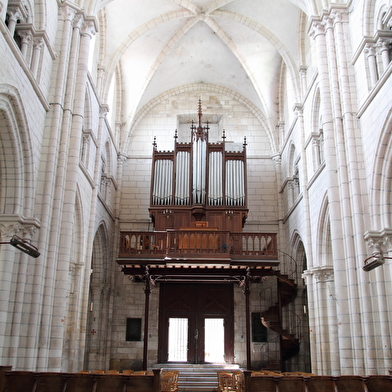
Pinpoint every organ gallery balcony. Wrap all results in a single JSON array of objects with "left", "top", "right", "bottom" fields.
[{"left": 117, "top": 230, "right": 279, "bottom": 266}]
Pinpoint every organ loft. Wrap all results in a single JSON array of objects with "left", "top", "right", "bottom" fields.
[
  {"left": 116, "top": 101, "right": 286, "bottom": 370},
  {"left": 117, "top": 101, "right": 278, "bottom": 267}
]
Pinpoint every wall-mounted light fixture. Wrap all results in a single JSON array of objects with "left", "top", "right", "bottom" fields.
[
  {"left": 0, "top": 235, "right": 41, "bottom": 258},
  {"left": 363, "top": 251, "right": 391, "bottom": 271}
]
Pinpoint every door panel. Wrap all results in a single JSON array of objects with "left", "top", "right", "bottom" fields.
[
  {"left": 168, "top": 318, "right": 188, "bottom": 361},
  {"left": 158, "top": 283, "right": 234, "bottom": 363}
]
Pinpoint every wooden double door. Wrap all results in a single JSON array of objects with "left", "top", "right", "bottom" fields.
[{"left": 158, "top": 283, "right": 234, "bottom": 364}]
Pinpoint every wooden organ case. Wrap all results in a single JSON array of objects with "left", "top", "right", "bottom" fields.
[
  {"left": 150, "top": 100, "right": 248, "bottom": 236},
  {"left": 117, "top": 101, "right": 278, "bottom": 266}
]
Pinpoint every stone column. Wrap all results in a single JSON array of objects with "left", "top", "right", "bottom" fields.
[
  {"left": 364, "top": 230, "right": 392, "bottom": 374},
  {"left": 272, "top": 154, "right": 284, "bottom": 248},
  {"left": 25, "top": 5, "right": 77, "bottom": 371},
  {"left": 302, "top": 271, "right": 317, "bottom": 373},
  {"left": 299, "top": 66, "right": 308, "bottom": 98},
  {"left": 309, "top": 17, "right": 351, "bottom": 372},
  {"left": 46, "top": 15, "right": 96, "bottom": 372},
  {"left": 0, "top": 222, "right": 38, "bottom": 363},
  {"left": 377, "top": 38, "right": 391, "bottom": 73},
  {"left": 294, "top": 104, "right": 313, "bottom": 269},
  {"left": 324, "top": 12, "right": 365, "bottom": 374},
  {"left": 18, "top": 30, "right": 32, "bottom": 59},
  {"left": 30, "top": 38, "right": 44, "bottom": 79},
  {"left": 333, "top": 9, "right": 375, "bottom": 373},
  {"left": 312, "top": 137, "right": 321, "bottom": 169},
  {"left": 6, "top": 7, "right": 22, "bottom": 36},
  {"left": 365, "top": 44, "right": 378, "bottom": 87}
]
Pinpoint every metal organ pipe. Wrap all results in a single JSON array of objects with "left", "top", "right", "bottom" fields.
[
  {"left": 225, "top": 160, "right": 245, "bottom": 206},
  {"left": 209, "top": 151, "right": 222, "bottom": 205},
  {"left": 153, "top": 159, "right": 173, "bottom": 205},
  {"left": 193, "top": 138, "right": 206, "bottom": 204},
  {"left": 175, "top": 151, "right": 190, "bottom": 205}
]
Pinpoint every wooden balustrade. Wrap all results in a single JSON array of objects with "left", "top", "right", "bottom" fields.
[{"left": 118, "top": 231, "right": 278, "bottom": 260}]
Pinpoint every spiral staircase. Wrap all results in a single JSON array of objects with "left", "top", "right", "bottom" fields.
[{"left": 260, "top": 274, "right": 300, "bottom": 369}]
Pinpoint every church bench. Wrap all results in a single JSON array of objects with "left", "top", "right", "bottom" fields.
[
  {"left": 277, "top": 375, "right": 306, "bottom": 392},
  {"left": 1, "top": 371, "right": 37, "bottom": 392},
  {"left": 364, "top": 375, "right": 392, "bottom": 392},
  {"left": 334, "top": 375, "right": 368, "bottom": 391},
  {"left": 243, "top": 371, "right": 392, "bottom": 392},
  {"left": 0, "top": 367, "right": 162, "bottom": 392},
  {"left": 304, "top": 375, "right": 336, "bottom": 392},
  {"left": 63, "top": 373, "right": 97, "bottom": 392}
]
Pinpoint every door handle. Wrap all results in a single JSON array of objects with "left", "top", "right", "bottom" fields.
[{"left": 194, "top": 328, "right": 198, "bottom": 340}]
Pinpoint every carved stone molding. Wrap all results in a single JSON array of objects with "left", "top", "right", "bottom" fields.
[
  {"left": 302, "top": 265, "right": 334, "bottom": 284},
  {"left": 364, "top": 229, "right": 392, "bottom": 254},
  {"left": 0, "top": 215, "right": 40, "bottom": 240}
]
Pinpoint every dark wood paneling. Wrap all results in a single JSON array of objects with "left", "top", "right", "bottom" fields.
[{"left": 158, "top": 283, "right": 234, "bottom": 364}]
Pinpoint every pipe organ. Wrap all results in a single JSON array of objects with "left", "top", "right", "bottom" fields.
[{"left": 150, "top": 101, "right": 248, "bottom": 232}]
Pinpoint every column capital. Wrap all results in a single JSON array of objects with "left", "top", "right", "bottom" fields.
[
  {"left": 117, "top": 153, "right": 128, "bottom": 166},
  {"left": 59, "top": 5, "right": 78, "bottom": 22},
  {"left": 308, "top": 19, "right": 326, "bottom": 39},
  {"left": 100, "top": 104, "right": 109, "bottom": 117},
  {"left": 33, "top": 37, "right": 44, "bottom": 49},
  {"left": 6, "top": 5, "right": 24, "bottom": 20},
  {"left": 301, "top": 270, "right": 313, "bottom": 285},
  {"left": 304, "top": 265, "right": 335, "bottom": 284},
  {"left": 72, "top": 13, "right": 83, "bottom": 30},
  {"left": 299, "top": 65, "right": 307, "bottom": 75},
  {"left": 271, "top": 153, "right": 281, "bottom": 167},
  {"left": 376, "top": 37, "right": 391, "bottom": 51},
  {"left": 0, "top": 222, "right": 39, "bottom": 240},
  {"left": 330, "top": 8, "right": 349, "bottom": 24},
  {"left": 364, "top": 229, "right": 392, "bottom": 253},
  {"left": 364, "top": 43, "right": 377, "bottom": 56},
  {"left": 293, "top": 103, "right": 303, "bottom": 115},
  {"left": 18, "top": 29, "right": 33, "bottom": 43},
  {"left": 81, "top": 16, "right": 98, "bottom": 38}
]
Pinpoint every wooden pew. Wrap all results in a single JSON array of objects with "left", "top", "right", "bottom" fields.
[
  {"left": 334, "top": 375, "right": 368, "bottom": 392},
  {"left": 304, "top": 375, "right": 337, "bottom": 392},
  {"left": 1, "top": 370, "right": 37, "bottom": 392},
  {"left": 63, "top": 373, "right": 97, "bottom": 392},
  {"left": 278, "top": 375, "right": 306, "bottom": 392},
  {"left": 35, "top": 372, "right": 67, "bottom": 392},
  {"left": 365, "top": 375, "right": 392, "bottom": 392},
  {"left": 124, "top": 370, "right": 161, "bottom": 392},
  {"left": 0, "top": 367, "right": 162, "bottom": 392},
  {"left": 243, "top": 371, "right": 280, "bottom": 392},
  {"left": 243, "top": 371, "right": 392, "bottom": 392},
  {"left": 94, "top": 373, "right": 126, "bottom": 392}
]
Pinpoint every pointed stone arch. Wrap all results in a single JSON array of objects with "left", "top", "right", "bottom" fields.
[
  {"left": 84, "top": 221, "right": 112, "bottom": 370},
  {"left": 291, "top": 231, "right": 308, "bottom": 273},
  {"left": 316, "top": 192, "right": 332, "bottom": 267},
  {"left": 127, "top": 83, "right": 274, "bottom": 152},
  {"left": 0, "top": 84, "right": 35, "bottom": 216},
  {"left": 370, "top": 106, "right": 392, "bottom": 229}
]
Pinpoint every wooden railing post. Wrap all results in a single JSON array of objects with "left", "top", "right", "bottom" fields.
[
  {"left": 243, "top": 370, "right": 252, "bottom": 392},
  {"left": 0, "top": 366, "right": 12, "bottom": 392},
  {"left": 153, "top": 368, "right": 162, "bottom": 392},
  {"left": 143, "top": 267, "right": 151, "bottom": 370}
]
